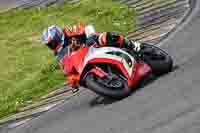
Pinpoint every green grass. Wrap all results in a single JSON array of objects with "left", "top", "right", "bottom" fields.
[{"left": 0, "top": 0, "right": 136, "bottom": 119}]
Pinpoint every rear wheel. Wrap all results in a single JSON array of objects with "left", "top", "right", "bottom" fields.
[
  {"left": 140, "top": 43, "right": 173, "bottom": 75},
  {"left": 84, "top": 66, "right": 132, "bottom": 99}
]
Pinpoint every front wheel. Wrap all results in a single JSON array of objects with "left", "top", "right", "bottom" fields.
[
  {"left": 85, "top": 73, "right": 132, "bottom": 99},
  {"left": 140, "top": 43, "right": 173, "bottom": 76}
]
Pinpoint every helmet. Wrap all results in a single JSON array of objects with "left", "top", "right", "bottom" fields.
[
  {"left": 85, "top": 25, "right": 96, "bottom": 38},
  {"left": 42, "top": 25, "right": 64, "bottom": 50}
]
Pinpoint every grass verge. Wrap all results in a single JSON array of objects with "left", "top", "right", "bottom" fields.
[{"left": 0, "top": 0, "right": 136, "bottom": 119}]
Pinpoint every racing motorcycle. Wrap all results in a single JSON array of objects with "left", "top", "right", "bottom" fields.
[{"left": 62, "top": 42, "right": 173, "bottom": 99}]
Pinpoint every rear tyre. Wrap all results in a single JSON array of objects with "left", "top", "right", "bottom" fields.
[
  {"left": 85, "top": 73, "right": 132, "bottom": 99},
  {"left": 140, "top": 43, "right": 173, "bottom": 76}
]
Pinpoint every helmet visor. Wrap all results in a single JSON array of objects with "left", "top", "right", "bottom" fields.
[{"left": 46, "top": 41, "right": 59, "bottom": 50}]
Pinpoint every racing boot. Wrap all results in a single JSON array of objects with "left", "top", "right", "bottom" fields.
[{"left": 122, "top": 38, "right": 142, "bottom": 53}]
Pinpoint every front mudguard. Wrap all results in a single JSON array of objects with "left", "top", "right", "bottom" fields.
[
  {"left": 89, "top": 66, "right": 108, "bottom": 78},
  {"left": 82, "top": 66, "right": 108, "bottom": 82}
]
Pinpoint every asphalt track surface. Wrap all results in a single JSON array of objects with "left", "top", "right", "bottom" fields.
[
  {"left": 2, "top": 0, "right": 200, "bottom": 132},
  {"left": 0, "top": 0, "right": 16, "bottom": 9}
]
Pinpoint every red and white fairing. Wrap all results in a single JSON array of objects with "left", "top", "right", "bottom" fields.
[
  {"left": 85, "top": 47, "right": 151, "bottom": 87},
  {"left": 83, "top": 47, "right": 136, "bottom": 77},
  {"left": 63, "top": 46, "right": 151, "bottom": 88}
]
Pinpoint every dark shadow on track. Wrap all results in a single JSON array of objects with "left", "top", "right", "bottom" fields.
[
  {"left": 140, "top": 64, "right": 179, "bottom": 86},
  {"left": 89, "top": 96, "right": 118, "bottom": 107}
]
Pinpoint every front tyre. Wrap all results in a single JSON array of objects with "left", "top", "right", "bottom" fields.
[{"left": 85, "top": 73, "right": 131, "bottom": 99}]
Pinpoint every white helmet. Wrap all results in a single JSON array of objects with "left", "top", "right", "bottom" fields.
[
  {"left": 42, "top": 25, "right": 64, "bottom": 49},
  {"left": 85, "top": 25, "right": 96, "bottom": 38}
]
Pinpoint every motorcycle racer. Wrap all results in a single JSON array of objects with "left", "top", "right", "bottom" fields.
[
  {"left": 42, "top": 24, "right": 141, "bottom": 61},
  {"left": 41, "top": 23, "right": 141, "bottom": 88}
]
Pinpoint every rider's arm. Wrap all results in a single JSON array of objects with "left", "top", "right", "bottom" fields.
[{"left": 62, "top": 56, "right": 79, "bottom": 88}]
